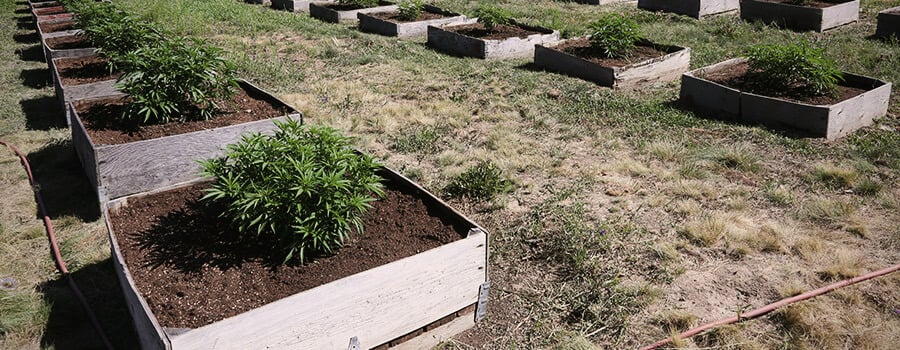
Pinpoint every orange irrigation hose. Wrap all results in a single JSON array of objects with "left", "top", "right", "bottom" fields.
[
  {"left": 640, "top": 263, "right": 900, "bottom": 350},
  {"left": 1, "top": 140, "right": 114, "bottom": 350}
]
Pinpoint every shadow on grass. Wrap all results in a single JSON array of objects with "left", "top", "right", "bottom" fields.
[
  {"left": 21, "top": 95, "right": 65, "bottom": 130},
  {"left": 17, "top": 44, "right": 45, "bottom": 62},
  {"left": 20, "top": 68, "right": 51, "bottom": 88},
  {"left": 16, "top": 19, "right": 35, "bottom": 30},
  {"left": 39, "top": 260, "right": 140, "bottom": 350},
  {"left": 14, "top": 32, "right": 38, "bottom": 44},
  {"left": 662, "top": 99, "right": 817, "bottom": 139},
  {"left": 27, "top": 140, "right": 100, "bottom": 221},
  {"left": 14, "top": 8, "right": 30, "bottom": 14}
]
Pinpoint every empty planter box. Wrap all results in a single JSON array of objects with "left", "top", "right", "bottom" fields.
[
  {"left": 309, "top": 1, "right": 397, "bottom": 23},
  {"left": 358, "top": 5, "right": 466, "bottom": 38},
  {"left": 638, "top": 0, "right": 739, "bottom": 18},
  {"left": 427, "top": 20, "right": 560, "bottom": 59},
  {"left": 740, "top": 0, "right": 859, "bottom": 32}
]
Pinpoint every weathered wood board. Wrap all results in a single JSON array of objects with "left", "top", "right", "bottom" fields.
[
  {"left": 357, "top": 5, "right": 467, "bottom": 39},
  {"left": 309, "top": 2, "right": 398, "bottom": 23},
  {"left": 427, "top": 20, "right": 561, "bottom": 60},
  {"left": 271, "top": 0, "right": 334, "bottom": 12},
  {"left": 678, "top": 58, "right": 744, "bottom": 121},
  {"left": 104, "top": 167, "right": 489, "bottom": 350},
  {"left": 740, "top": 0, "right": 859, "bottom": 32},
  {"left": 876, "top": 6, "right": 900, "bottom": 38},
  {"left": 70, "top": 80, "right": 302, "bottom": 202},
  {"left": 51, "top": 55, "right": 124, "bottom": 126},
  {"left": 534, "top": 38, "right": 690, "bottom": 89},
  {"left": 638, "top": 0, "right": 739, "bottom": 18},
  {"left": 41, "top": 32, "right": 96, "bottom": 76}
]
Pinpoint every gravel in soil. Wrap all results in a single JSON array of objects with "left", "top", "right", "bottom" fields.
[
  {"left": 551, "top": 37, "right": 671, "bottom": 68},
  {"left": 109, "top": 180, "right": 468, "bottom": 328},
  {"left": 701, "top": 61, "right": 867, "bottom": 105},
  {"left": 56, "top": 55, "right": 120, "bottom": 85},
  {"left": 450, "top": 23, "right": 544, "bottom": 40},
  {"left": 45, "top": 34, "right": 91, "bottom": 50},
  {"left": 74, "top": 87, "right": 293, "bottom": 145},
  {"left": 38, "top": 20, "right": 78, "bottom": 33},
  {"left": 369, "top": 9, "right": 446, "bottom": 23}
]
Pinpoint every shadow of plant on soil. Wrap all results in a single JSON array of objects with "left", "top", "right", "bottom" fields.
[
  {"left": 27, "top": 140, "right": 100, "bottom": 221},
  {"left": 17, "top": 44, "right": 45, "bottom": 62},
  {"left": 21, "top": 95, "right": 65, "bottom": 130},
  {"left": 132, "top": 198, "right": 291, "bottom": 273},
  {"left": 39, "top": 260, "right": 140, "bottom": 350},
  {"left": 20, "top": 68, "right": 51, "bottom": 88}
]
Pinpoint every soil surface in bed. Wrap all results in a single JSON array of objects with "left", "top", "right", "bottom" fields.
[
  {"left": 551, "top": 37, "right": 671, "bottom": 68},
  {"left": 701, "top": 61, "right": 867, "bottom": 105},
  {"left": 369, "top": 9, "right": 447, "bottom": 23},
  {"left": 38, "top": 19, "right": 78, "bottom": 33},
  {"left": 56, "top": 55, "right": 120, "bottom": 85},
  {"left": 449, "top": 23, "right": 544, "bottom": 40},
  {"left": 110, "top": 180, "right": 468, "bottom": 328}
]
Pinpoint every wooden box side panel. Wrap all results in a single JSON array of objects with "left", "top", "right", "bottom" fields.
[
  {"left": 309, "top": 3, "right": 341, "bottom": 22},
  {"left": 740, "top": 93, "right": 829, "bottom": 136},
  {"left": 615, "top": 47, "right": 691, "bottom": 89},
  {"left": 171, "top": 232, "right": 487, "bottom": 349},
  {"left": 533, "top": 43, "right": 615, "bottom": 86},
  {"left": 698, "top": 0, "right": 739, "bottom": 17},
  {"left": 95, "top": 115, "right": 292, "bottom": 200},
  {"left": 105, "top": 205, "right": 171, "bottom": 350},
  {"left": 678, "top": 58, "right": 744, "bottom": 121},
  {"left": 357, "top": 13, "right": 401, "bottom": 37},
  {"left": 876, "top": 7, "right": 900, "bottom": 37},
  {"left": 484, "top": 30, "right": 560, "bottom": 60},
  {"left": 820, "top": 0, "right": 859, "bottom": 31},
  {"left": 69, "top": 102, "right": 99, "bottom": 191},
  {"left": 638, "top": 0, "right": 701, "bottom": 18},
  {"left": 427, "top": 23, "right": 486, "bottom": 58},
  {"left": 826, "top": 77, "right": 890, "bottom": 139},
  {"left": 395, "top": 15, "right": 468, "bottom": 39}
]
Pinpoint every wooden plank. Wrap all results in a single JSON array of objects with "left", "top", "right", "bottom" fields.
[
  {"left": 309, "top": 3, "right": 398, "bottom": 23},
  {"left": 170, "top": 230, "right": 486, "bottom": 349},
  {"left": 876, "top": 7, "right": 900, "bottom": 38},
  {"left": 614, "top": 45, "right": 690, "bottom": 89},
  {"left": 69, "top": 101, "right": 99, "bottom": 192},
  {"left": 391, "top": 310, "right": 476, "bottom": 350},
  {"left": 638, "top": 0, "right": 738, "bottom": 18},
  {"left": 534, "top": 40, "right": 615, "bottom": 87},
  {"left": 678, "top": 58, "right": 743, "bottom": 121},
  {"left": 483, "top": 22, "right": 560, "bottom": 60},
  {"left": 740, "top": 0, "right": 859, "bottom": 32},
  {"left": 825, "top": 74, "right": 891, "bottom": 140},
  {"left": 357, "top": 5, "right": 467, "bottom": 39}
]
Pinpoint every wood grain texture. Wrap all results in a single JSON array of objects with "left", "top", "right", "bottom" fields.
[
  {"left": 69, "top": 101, "right": 99, "bottom": 193},
  {"left": 309, "top": 3, "right": 398, "bottom": 23},
  {"left": 678, "top": 58, "right": 743, "bottom": 121},
  {"left": 51, "top": 56, "right": 124, "bottom": 126},
  {"left": 428, "top": 21, "right": 559, "bottom": 60},
  {"left": 357, "top": 5, "right": 467, "bottom": 39},
  {"left": 391, "top": 310, "right": 476, "bottom": 350},
  {"left": 740, "top": 0, "right": 859, "bottom": 32}
]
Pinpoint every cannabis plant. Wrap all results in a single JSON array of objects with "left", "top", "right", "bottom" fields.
[
  {"left": 201, "top": 120, "right": 385, "bottom": 263},
  {"left": 746, "top": 42, "right": 843, "bottom": 96},
  {"left": 116, "top": 37, "right": 238, "bottom": 124},
  {"left": 588, "top": 13, "right": 641, "bottom": 59},
  {"left": 473, "top": 4, "right": 513, "bottom": 29},
  {"left": 83, "top": 14, "right": 163, "bottom": 71},
  {"left": 397, "top": 0, "right": 424, "bottom": 21}
]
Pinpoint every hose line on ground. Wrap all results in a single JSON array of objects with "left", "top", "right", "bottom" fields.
[
  {"left": 640, "top": 263, "right": 900, "bottom": 350},
  {"left": 1, "top": 140, "right": 114, "bottom": 350}
]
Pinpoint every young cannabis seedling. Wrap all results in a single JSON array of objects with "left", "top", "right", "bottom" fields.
[
  {"left": 445, "top": 160, "right": 512, "bottom": 200},
  {"left": 588, "top": 13, "right": 641, "bottom": 59},
  {"left": 473, "top": 4, "right": 513, "bottom": 29},
  {"left": 397, "top": 0, "right": 424, "bottom": 21},
  {"left": 201, "top": 120, "right": 385, "bottom": 263},
  {"left": 116, "top": 37, "right": 238, "bottom": 124},
  {"left": 746, "top": 41, "right": 843, "bottom": 96}
]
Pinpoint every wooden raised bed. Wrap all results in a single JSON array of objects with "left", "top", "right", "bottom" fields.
[
  {"left": 29, "top": 0, "right": 60, "bottom": 9},
  {"left": 876, "top": 6, "right": 900, "bottom": 38},
  {"left": 679, "top": 58, "right": 892, "bottom": 139},
  {"left": 740, "top": 0, "right": 859, "bottom": 32},
  {"left": 40, "top": 31, "right": 96, "bottom": 73},
  {"left": 69, "top": 80, "right": 303, "bottom": 202},
  {"left": 271, "top": 0, "right": 334, "bottom": 12},
  {"left": 427, "top": 20, "right": 561, "bottom": 60},
  {"left": 35, "top": 12, "right": 74, "bottom": 23},
  {"left": 638, "top": 0, "right": 739, "bottom": 18},
  {"left": 357, "top": 5, "right": 466, "bottom": 39},
  {"left": 103, "top": 168, "right": 489, "bottom": 350},
  {"left": 309, "top": 1, "right": 398, "bottom": 23},
  {"left": 534, "top": 37, "right": 691, "bottom": 89},
  {"left": 51, "top": 55, "right": 124, "bottom": 126}
]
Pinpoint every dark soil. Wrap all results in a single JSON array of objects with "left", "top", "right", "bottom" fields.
[
  {"left": 322, "top": 1, "right": 392, "bottom": 11},
  {"left": 369, "top": 9, "right": 446, "bottom": 23},
  {"left": 55, "top": 55, "right": 120, "bottom": 86},
  {"left": 45, "top": 34, "right": 91, "bottom": 50},
  {"left": 702, "top": 61, "right": 867, "bottom": 105},
  {"left": 450, "top": 22, "right": 543, "bottom": 40},
  {"left": 38, "top": 20, "right": 78, "bottom": 34},
  {"left": 36, "top": 13, "right": 73, "bottom": 21},
  {"left": 109, "top": 180, "right": 468, "bottom": 328},
  {"left": 74, "top": 87, "right": 293, "bottom": 145},
  {"left": 552, "top": 37, "right": 670, "bottom": 68},
  {"left": 33, "top": 6, "right": 65, "bottom": 15},
  {"left": 763, "top": 0, "right": 853, "bottom": 8}
]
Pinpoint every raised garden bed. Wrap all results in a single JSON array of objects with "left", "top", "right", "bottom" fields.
[
  {"left": 309, "top": 1, "right": 398, "bottom": 23},
  {"left": 271, "top": 0, "right": 334, "bottom": 12},
  {"left": 29, "top": 1, "right": 60, "bottom": 9},
  {"left": 534, "top": 37, "right": 691, "bottom": 89},
  {"left": 427, "top": 20, "right": 560, "bottom": 59},
  {"left": 35, "top": 12, "right": 74, "bottom": 23},
  {"left": 51, "top": 55, "right": 124, "bottom": 126},
  {"left": 679, "top": 58, "right": 892, "bottom": 139},
  {"left": 358, "top": 5, "right": 466, "bottom": 38},
  {"left": 638, "top": 0, "right": 739, "bottom": 18},
  {"left": 69, "top": 80, "right": 302, "bottom": 202},
  {"left": 740, "top": 0, "right": 859, "bottom": 32},
  {"left": 876, "top": 6, "right": 900, "bottom": 38},
  {"left": 41, "top": 31, "right": 95, "bottom": 76},
  {"left": 103, "top": 167, "right": 489, "bottom": 349}
]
